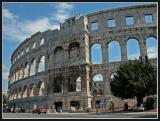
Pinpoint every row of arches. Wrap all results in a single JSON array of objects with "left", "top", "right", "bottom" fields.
[
  {"left": 9, "top": 81, "right": 45, "bottom": 101},
  {"left": 53, "top": 42, "right": 80, "bottom": 63},
  {"left": 10, "top": 56, "right": 45, "bottom": 84},
  {"left": 12, "top": 38, "right": 44, "bottom": 64},
  {"left": 91, "top": 37, "right": 157, "bottom": 64},
  {"left": 51, "top": 76, "right": 82, "bottom": 93}
]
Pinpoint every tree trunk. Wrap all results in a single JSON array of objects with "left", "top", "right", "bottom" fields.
[{"left": 136, "top": 96, "right": 143, "bottom": 107}]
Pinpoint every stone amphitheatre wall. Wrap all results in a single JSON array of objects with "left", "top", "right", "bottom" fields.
[{"left": 8, "top": 4, "right": 157, "bottom": 112}]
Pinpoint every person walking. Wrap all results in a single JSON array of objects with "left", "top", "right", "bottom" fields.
[
  {"left": 11, "top": 107, "right": 13, "bottom": 113},
  {"left": 124, "top": 101, "right": 128, "bottom": 112},
  {"left": 96, "top": 103, "right": 99, "bottom": 113},
  {"left": 109, "top": 101, "right": 114, "bottom": 113}
]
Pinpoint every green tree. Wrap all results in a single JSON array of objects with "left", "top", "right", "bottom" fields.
[{"left": 110, "top": 59, "right": 157, "bottom": 107}]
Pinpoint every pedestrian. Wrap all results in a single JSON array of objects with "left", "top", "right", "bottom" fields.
[
  {"left": 15, "top": 107, "right": 18, "bottom": 113},
  {"left": 11, "top": 107, "right": 13, "bottom": 113},
  {"left": 96, "top": 103, "right": 99, "bottom": 113},
  {"left": 124, "top": 101, "right": 128, "bottom": 112},
  {"left": 18, "top": 107, "right": 21, "bottom": 112},
  {"left": 59, "top": 107, "right": 62, "bottom": 113},
  {"left": 109, "top": 101, "right": 114, "bottom": 113},
  {"left": 52, "top": 105, "right": 57, "bottom": 113},
  {"left": 76, "top": 105, "right": 79, "bottom": 110}
]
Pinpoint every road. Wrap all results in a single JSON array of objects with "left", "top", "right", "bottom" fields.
[{"left": 2, "top": 112, "right": 158, "bottom": 119}]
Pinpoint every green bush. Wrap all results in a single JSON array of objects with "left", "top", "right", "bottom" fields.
[{"left": 144, "top": 97, "right": 156, "bottom": 110}]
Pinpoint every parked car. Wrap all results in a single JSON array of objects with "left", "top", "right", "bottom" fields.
[
  {"left": 32, "top": 108, "right": 48, "bottom": 114},
  {"left": 133, "top": 107, "right": 144, "bottom": 112}
]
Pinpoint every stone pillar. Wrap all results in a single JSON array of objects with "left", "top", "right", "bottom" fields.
[
  {"left": 27, "top": 88, "right": 30, "bottom": 97},
  {"left": 45, "top": 53, "right": 49, "bottom": 71},
  {"left": 81, "top": 65, "right": 92, "bottom": 109},
  {"left": 18, "top": 69, "right": 20, "bottom": 80},
  {"left": 80, "top": 34, "right": 90, "bottom": 64},
  {"left": 120, "top": 39, "right": 128, "bottom": 61},
  {"left": 102, "top": 41, "right": 108, "bottom": 63},
  {"left": 63, "top": 78, "right": 68, "bottom": 112},
  {"left": 64, "top": 44, "right": 69, "bottom": 64},
  {"left": 28, "top": 63, "right": 31, "bottom": 76},
  {"left": 22, "top": 67, "right": 24, "bottom": 79},
  {"left": 139, "top": 39, "right": 147, "bottom": 59},
  {"left": 63, "top": 78, "right": 68, "bottom": 94}
]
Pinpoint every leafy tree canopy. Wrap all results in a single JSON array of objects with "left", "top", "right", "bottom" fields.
[{"left": 110, "top": 59, "right": 157, "bottom": 106}]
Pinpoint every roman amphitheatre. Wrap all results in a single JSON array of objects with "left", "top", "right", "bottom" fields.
[{"left": 8, "top": 4, "right": 157, "bottom": 112}]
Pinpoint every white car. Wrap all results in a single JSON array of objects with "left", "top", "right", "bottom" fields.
[{"left": 133, "top": 107, "right": 144, "bottom": 112}]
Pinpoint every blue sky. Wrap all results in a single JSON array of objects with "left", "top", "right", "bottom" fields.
[{"left": 2, "top": 2, "right": 157, "bottom": 92}]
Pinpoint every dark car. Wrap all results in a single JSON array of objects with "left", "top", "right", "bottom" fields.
[{"left": 32, "top": 108, "right": 48, "bottom": 114}]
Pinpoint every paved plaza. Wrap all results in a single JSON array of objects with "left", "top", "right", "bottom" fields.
[{"left": 2, "top": 111, "right": 158, "bottom": 119}]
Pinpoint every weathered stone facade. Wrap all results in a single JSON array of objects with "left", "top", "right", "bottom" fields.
[{"left": 8, "top": 4, "right": 157, "bottom": 112}]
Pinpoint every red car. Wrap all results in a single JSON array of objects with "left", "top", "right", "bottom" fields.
[{"left": 32, "top": 108, "right": 48, "bottom": 114}]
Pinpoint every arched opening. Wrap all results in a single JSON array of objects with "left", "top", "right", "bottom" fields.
[
  {"left": 76, "top": 76, "right": 81, "bottom": 92},
  {"left": 19, "top": 65, "right": 23, "bottom": 80},
  {"left": 15, "top": 89, "right": 18, "bottom": 99},
  {"left": 22, "top": 85, "right": 27, "bottom": 98},
  {"left": 30, "top": 59, "right": 36, "bottom": 76},
  {"left": 91, "top": 43, "right": 102, "bottom": 64},
  {"left": 38, "top": 81, "right": 45, "bottom": 96},
  {"left": 108, "top": 41, "right": 121, "bottom": 62},
  {"left": 146, "top": 37, "right": 157, "bottom": 59},
  {"left": 38, "top": 56, "right": 45, "bottom": 72},
  {"left": 54, "top": 46, "right": 64, "bottom": 62},
  {"left": 32, "top": 42, "right": 36, "bottom": 49},
  {"left": 24, "top": 62, "right": 29, "bottom": 78},
  {"left": 16, "top": 68, "right": 19, "bottom": 81},
  {"left": 29, "top": 83, "right": 35, "bottom": 97},
  {"left": 68, "top": 76, "right": 77, "bottom": 92},
  {"left": 127, "top": 39, "right": 140, "bottom": 60},
  {"left": 18, "top": 87, "right": 21, "bottom": 98},
  {"left": 26, "top": 46, "right": 29, "bottom": 53},
  {"left": 92, "top": 74, "right": 103, "bottom": 96},
  {"left": 13, "top": 91, "right": 16, "bottom": 100},
  {"left": 53, "top": 76, "right": 63, "bottom": 93},
  {"left": 40, "top": 38, "right": 44, "bottom": 45},
  {"left": 68, "top": 42, "right": 80, "bottom": 59}
]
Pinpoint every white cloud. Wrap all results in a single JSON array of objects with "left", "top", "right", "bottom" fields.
[
  {"left": 2, "top": 8, "right": 60, "bottom": 42},
  {"left": 2, "top": 64, "right": 9, "bottom": 80},
  {"left": 128, "top": 46, "right": 157, "bottom": 59},
  {"left": 3, "top": 72, "right": 9, "bottom": 80},
  {"left": 2, "top": 8, "right": 17, "bottom": 22},
  {"left": 51, "top": 3, "right": 74, "bottom": 23},
  {"left": 3, "top": 64, "right": 9, "bottom": 72},
  {"left": 93, "top": 74, "right": 103, "bottom": 81},
  {"left": 128, "top": 53, "right": 140, "bottom": 60},
  {"left": 20, "top": 18, "right": 59, "bottom": 34},
  {"left": 147, "top": 46, "right": 157, "bottom": 58},
  {"left": 2, "top": 3, "right": 74, "bottom": 42},
  {"left": 55, "top": 2, "right": 74, "bottom": 10}
]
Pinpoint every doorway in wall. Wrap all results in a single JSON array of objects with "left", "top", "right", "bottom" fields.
[{"left": 54, "top": 102, "right": 62, "bottom": 112}]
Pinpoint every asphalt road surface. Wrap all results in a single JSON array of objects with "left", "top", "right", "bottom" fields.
[{"left": 2, "top": 112, "right": 158, "bottom": 119}]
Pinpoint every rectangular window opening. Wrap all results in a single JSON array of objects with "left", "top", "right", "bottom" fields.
[
  {"left": 91, "top": 22, "right": 98, "bottom": 31},
  {"left": 126, "top": 16, "right": 134, "bottom": 25},
  {"left": 145, "top": 15, "right": 153, "bottom": 24},
  {"left": 107, "top": 19, "right": 116, "bottom": 28}
]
